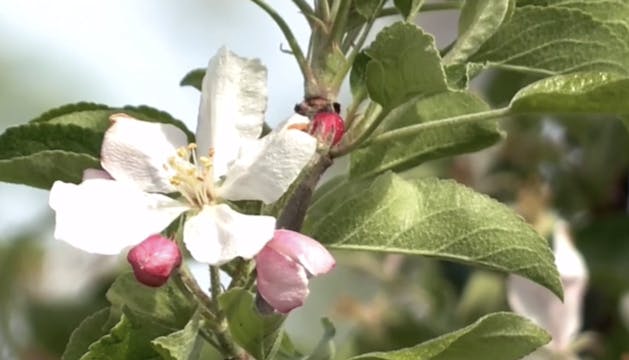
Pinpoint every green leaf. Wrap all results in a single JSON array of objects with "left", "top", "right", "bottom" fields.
[
  {"left": 180, "top": 68, "right": 205, "bottom": 91},
  {"left": 275, "top": 334, "right": 304, "bottom": 360},
  {"left": 446, "top": 0, "right": 513, "bottom": 64},
  {"left": 469, "top": 6, "right": 629, "bottom": 76},
  {"left": 303, "top": 173, "right": 563, "bottom": 298},
  {"left": 152, "top": 311, "right": 204, "bottom": 360},
  {"left": 350, "top": 52, "right": 370, "bottom": 100},
  {"left": 510, "top": 72, "right": 629, "bottom": 114},
  {"left": 350, "top": 91, "right": 503, "bottom": 178},
  {"left": 305, "top": 318, "right": 336, "bottom": 360},
  {"left": 30, "top": 102, "right": 110, "bottom": 123},
  {"left": 0, "top": 150, "right": 99, "bottom": 189},
  {"left": 62, "top": 308, "right": 116, "bottom": 360},
  {"left": 347, "top": 312, "right": 550, "bottom": 360},
  {"left": 106, "top": 272, "right": 197, "bottom": 330},
  {"left": 364, "top": 22, "right": 448, "bottom": 109},
  {"left": 355, "top": 0, "right": 385, "bottom": 18},
  {"left": 81, "top": 310, "right": 173, "bottom": 360},
  {"left": 392, "top": 0, "right": 424, "bottom": 20},
  {"left": 0, "top": 103, "right": 193, "bottom": 189},
  {"left": 30, "top": 103, "right": 194, "bottom": 140},
  {"left": 621, "top": 117, "right": 629, "bottom": 134},
  {"left": 218, "top": 288, "right": 286, "bottom": 360},
  {"left": 517, "top": 0, "right": 629, "bottom": 24}
]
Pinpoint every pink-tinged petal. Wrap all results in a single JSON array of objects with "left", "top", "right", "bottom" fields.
[
  {"left": 507, "top": 220, "right": 588, "bottom": 351},
  {"left": 49, "top": 179, "right": 189, "bottom": 255},
  {"left": 266, "top": 229, "right": 335, "bottom": 276},
  {"left": 218, "top": 128, "right": 317, "bottom": 204},
  {"left": 183, "top": 204, "right": 275, "bottom": 265},
  {"left": 82, "top": 168, "right": 113, "bottom": 180},
  {"left": 256, "top": 245, "right": 309, "bottom": 313},
  {"left": 196, "top": 47, "right": 268, "bottom": 180},
  {"left": 101, "top": 114, "right": 188, "bottom": 193}
]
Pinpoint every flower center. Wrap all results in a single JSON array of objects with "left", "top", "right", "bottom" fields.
[{"left": 166, "top": 143, "right": 216, "bottom": 208}]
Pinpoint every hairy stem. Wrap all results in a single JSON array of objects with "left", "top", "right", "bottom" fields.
[{"left": 209, "top": 265, "right": 245, "bottom": 358}]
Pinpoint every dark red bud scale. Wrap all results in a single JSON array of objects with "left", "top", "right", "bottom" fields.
[
  {"left": 127, "top": 235, "right": 182, "bottom": 287},
  {"left": 309, "top": 112, "right": 345, "bottom": 145}
]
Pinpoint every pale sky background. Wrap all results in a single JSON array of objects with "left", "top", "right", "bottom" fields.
[{"left": 0, "top": 0, "right": 313, "bottom": 238}]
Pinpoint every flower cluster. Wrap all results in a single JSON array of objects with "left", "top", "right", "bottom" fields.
[{"left": 49, "top": 47, "right": 335, "bottom": 312}]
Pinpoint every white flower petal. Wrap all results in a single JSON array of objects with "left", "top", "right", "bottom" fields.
[
  {"left": 196, "top": 47, "right": 268, "bottom": 180},
  {"left": 218, "top": 128, "right": 317, "bottom": 204},
  {"left": 183, "top": 204, "right": 275, "bottom": 265},
  {"left": 101, "top": 114, "right": 188, "bottom": 193},
  {"left": 82, "top": 168, "right": 113, "bottom": 181},
  {"left": 49, "top": 179, "right": 188, "bottom": 255},
  {"left": 507, "top": 220, "right": 588, "bottom": 351}
]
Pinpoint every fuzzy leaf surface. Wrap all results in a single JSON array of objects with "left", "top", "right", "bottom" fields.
[
  {"left": 469, "top": 6, "right": 629, "bottom": 76},
  {"left": 364, "top": 22, "right": 447, "bottom": 109},
  {"left": 0, "top": 103, "right": 192, "bottom": 189},
  {"left": 447, "top": 0, "right": 513, "bottom": 64},
  {"left": 347, "top": 312, "right": 550, "bottom": 360},
  {"left": 350, "top": 91, "right": 502, "bottom": 178},
  {"left": 304, "top": 173, "right": 562, "bottom": 298},
  {"left": 510, "top": 72, "right": 629, "bottom": 114}
]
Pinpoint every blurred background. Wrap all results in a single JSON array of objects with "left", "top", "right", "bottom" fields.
[{"left": 1, "top": 1, "right": 628, "bottom": 359}]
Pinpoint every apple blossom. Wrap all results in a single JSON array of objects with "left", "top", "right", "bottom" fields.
[
  {"left": 256, "top": 229, "right": 335, "bottom": 313},
  {"left": 49, "top": 47, "right": 317, "bottom": 265},
  {"left": 507, "top": 219, "right": 588, "bottom": 358}
]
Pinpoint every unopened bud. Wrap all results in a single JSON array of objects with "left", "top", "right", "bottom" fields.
[
  {"left": 309, "top": 112, "right": 345, "bottom": 145},
  {"left": 127, "top": 235, "right": 182, "bottom": 287}
]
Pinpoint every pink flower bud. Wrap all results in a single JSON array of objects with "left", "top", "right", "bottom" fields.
[
  {"left": 127, "top": 234, "right": 182, "bottom": 287},
  {"left": 256, "top": 229, "right": 335, "bottom": 313},
  {"left": 309, "top": 112, "right": 345, "bottom": 145}
]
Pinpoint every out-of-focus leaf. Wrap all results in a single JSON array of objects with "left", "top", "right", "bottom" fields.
[
  {"left": 392, "top": 0, "right": 424, "bottom": 20},
  {"left": 347, "top": 312, "right": 550, "bottom": 360},
  {"left": 218, "top": 288, "right": 285, "bottom": 360},
  {"left": 62, "top": 308, "right": 115, "bottom": 360},
  {"left": 350, "top": 52, "right": 370, "bottom": 100},
  {"left": 81, "top": 311, "right": 174, "bottom": 360},
  {"left": 106, "top": 272, "right": 197, "bottom": 329},
  {"left": 152, "top": 311, "right": 204, "bottom": 360},
  {"left": 304, "top": 172, "right": 563, "bottom": 298},
  {"left": 305, "top": 318, "right": 336, "bottom": 360}
]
